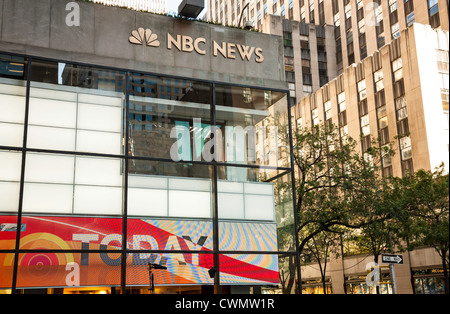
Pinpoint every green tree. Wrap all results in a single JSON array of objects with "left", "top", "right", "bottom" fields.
[
  {"left": 293, "top": 123, "right": 394, "bottom": 292},
  {"left": 303, "top": 230, "right": 341, "bottom": 294},
  {"left": 396, "top": 165, "right": 449, "bottom": 294}
]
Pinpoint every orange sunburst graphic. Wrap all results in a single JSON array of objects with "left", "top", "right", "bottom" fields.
[{"left": 11, "top": 233, "right": 75, "bottom": 288}]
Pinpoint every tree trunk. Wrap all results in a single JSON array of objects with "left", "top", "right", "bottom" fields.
[
  {"left": 322, "top": 275, "right": 327, "bottom": 294},
  {"left": 442, "top": 251, "right": 449, "bottom": 295}
]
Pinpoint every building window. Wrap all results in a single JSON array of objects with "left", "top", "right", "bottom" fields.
[
  {"left": 428, "top": 0, "right": 440, "bottom": 28},
  {"left": 286, "top": 70, "right": 296, "bottom": 83},
  {"left": 391, "top": 22, "right": 400, "bottom": 39},
  {"left": 389, "top": 0, "right": 397, "bottom": 13},
  {"left": 303, "top": 85, "right": 313, "bottom": 95},
  {"left": 344, "top": 2, "right": 351, "bottom": 19},
  {"left": 377, "top": 35, "right": 385, "bottom": 49},
  {"left": 437, "top": 49, "right": 449, "bottom": 126},
  {"left": 318, "top": 0, "right": 325, "bottom": 25},
  {"left": 334, "top": 12, "right": 340, "bottom": 27},
  {"left": 324, "top": 100, "right": 332, "bottom": 121},
  {"left": 285, "top": 56, "right": 294, "bottom": 71},
  {"left": 357, "top": 0, "right": 364, "bottom": 10},
  {"left": 406, "top": 11, "right": 415, "bottom": 27},
  {"left": 309, "top": 0, "right": 315, "bottom": 17},
  {"left": 283, "top": 32, "right": 293, "bottom": 47},
  {"left": 337, "top": 91, "right": 348, "bottom": 142},
  {"left": 374, "top": 69, "right": 384, "bottom": 92},
  {"left": 392, "top": 58, "right": 403, "bottom": 81},
  {"left": 311, "top": 107, "right": 319, "bottom": 126}
]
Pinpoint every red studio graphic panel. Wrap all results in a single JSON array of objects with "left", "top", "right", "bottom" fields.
[{"left": 0, "top": 216, "right": 279, "bottom": 288}]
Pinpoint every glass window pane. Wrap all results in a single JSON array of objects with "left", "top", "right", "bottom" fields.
[
  {"left": 22, "top": 154, "right": 124, "bottom": 215},
  {"left": 0, "top": 151, "right": 22, "bottom": 213},
  {"left": 25, "top": 153, "right": 74, "bottom": 184},
  {"left": 219, "top": 254, "right": 295, "bottom": 290},
  {"left": 17, "top": 216, "right": 122, "bottom": 250},
  {"left": 16, "top": 252, "right": 121, "bottom": 289},
  {"left": 127, "top": 218, "right": 213, "bottom": 252},
  {"left": 23, "top": 183, "right": 74, "bottom": 214},
  {"left": 218, "top": 166, "right": 295, "bottom": 252},
  {"left": 215, "top": 86, "right": 290, "bottom": 167},
  {"left": 28, "top": 60, "right": 125, "bottom": 154},
  {"left": 0, "top": 55, "right": 27, "bottom": 147},
  {"left": 126, "top": 253, "right": 214, "bottom": 287},
  {"left": 128, "top": 74, "right": 212, "bottom": 161},
  {"left": 0, "top": 253, "right": 15, "bottom": 291},
  {"left": 0, "top": 215, "right": 18, "bottom": 250},
  {"left": 128, "top": 160, "right": 213, "bottom": 219}
]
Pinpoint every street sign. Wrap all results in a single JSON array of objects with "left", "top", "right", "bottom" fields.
[{"left": 381, "top": 254, "right": 403, "bottom": 264}]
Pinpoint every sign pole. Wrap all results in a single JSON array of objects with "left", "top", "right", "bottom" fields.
[
  {"left": 389, "top": 263, "right": 397, "bottom": 294},
  {"left": 389, "top": 230, "right": 397, "bottom": 294}
]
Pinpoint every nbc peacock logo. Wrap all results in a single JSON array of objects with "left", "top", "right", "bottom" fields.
[{"left": 129, "top": 27, "right": 160, "bottom": 47}]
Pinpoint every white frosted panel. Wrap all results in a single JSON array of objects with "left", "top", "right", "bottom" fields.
[
  {"left": 169, "top": 178, "right": 211, "bottom": 191},
  {"left": 0, "top": 123, "right": 23, "bottom": 147},
  {"left": 217, "top": 181, "right": 244, "bottom": 193},
  {"left": 0, "top": 151, "right": 22, "bottom": 181},
  {"left": 23, "top": 183, "right": 73, "bottom": 213},
  {"left": 218, "top": 193, "right": 244, "bottom": 219},
  {"left": 78, "top": 93, "right": 122, "bottom": 107},
  {"left": 30, "top": 87, "right": 77, "bottom": 102},
  {"left": 25, "top": 153, "right": 74, "bottom": 184},
  {"left": 244, "top": 182, "right": 274, "bottom": 195},
  {"left": 128, "top": 188, "right": 168, "bottom": 217},
  {"left": 0, "top": 83, "right": 26, "bottom": 96},
  {"left": 0, "top": 182, "right": 20, "bottom": 212},
  {"left": 75, "top": 157, "right": 122, "bottom": 186},
  {"left": 77, "top": 103, "right": 122, "bottom": 132},
  {"left": 76, "top": 130, "right": 122, "bottom": 155},
  {"left": 27, "top": 126, "right": 76, "bottom": 151},
  {"left": 169, "top": 190, "right": 211, "bottom": 218},
  {"left": 244, "top": 195, "right": 275, "bottom": 221},
  {"left": 0, "top": 94, "right": 25, "bottom": 123},
  {"left": 28, "top": 98, "right": 76, "bottom": 128},
  {"left": 73, "top": 185, "right": 122, "bottom": 215},
  {"left": 128, "top": 175, "right": 167, "bottom": 189}
]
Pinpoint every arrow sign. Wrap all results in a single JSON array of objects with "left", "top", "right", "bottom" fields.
[{"left": 381, "top": 254, "right": 403, "bottom": 264}]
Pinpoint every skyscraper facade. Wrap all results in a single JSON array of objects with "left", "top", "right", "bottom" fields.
[
  {"left": 294, "top": 23, "right": 449, "bottom": 294},
  {"left": 207, "top": 0, "right": 449, "bottom": 73}
]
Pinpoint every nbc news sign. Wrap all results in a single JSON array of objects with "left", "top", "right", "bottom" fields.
[{"left": 129, "top": 27, "right": 265, "bottom": 63}]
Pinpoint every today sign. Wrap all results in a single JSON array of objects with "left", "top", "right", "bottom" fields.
[{"left": 129, "top": 27, "right": 265, "bottom": 63}]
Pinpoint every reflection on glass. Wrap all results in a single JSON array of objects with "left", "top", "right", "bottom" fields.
[
  {"left": 128, "top": 73, "right": 212, "bottom": 160},
  {"left": 28, "top": 60, "right": 125, "bottom": 154},
  {"left": 0, "top": 55, "right": 27, "bottom": 148},
  {"left": 215, "top": 85, "right": 290, "bottom": 168},
  {"left": 217, "top": 166, "right": 295, "bottom": 251}
]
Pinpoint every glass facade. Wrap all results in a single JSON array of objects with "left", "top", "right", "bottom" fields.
[{"left": 0, "top": 53, "right": 297, "bottom": 294}]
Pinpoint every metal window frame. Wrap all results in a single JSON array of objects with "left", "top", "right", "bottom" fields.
[{"left": 0, "top": 51, "right": 300, "bottom": 294}]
